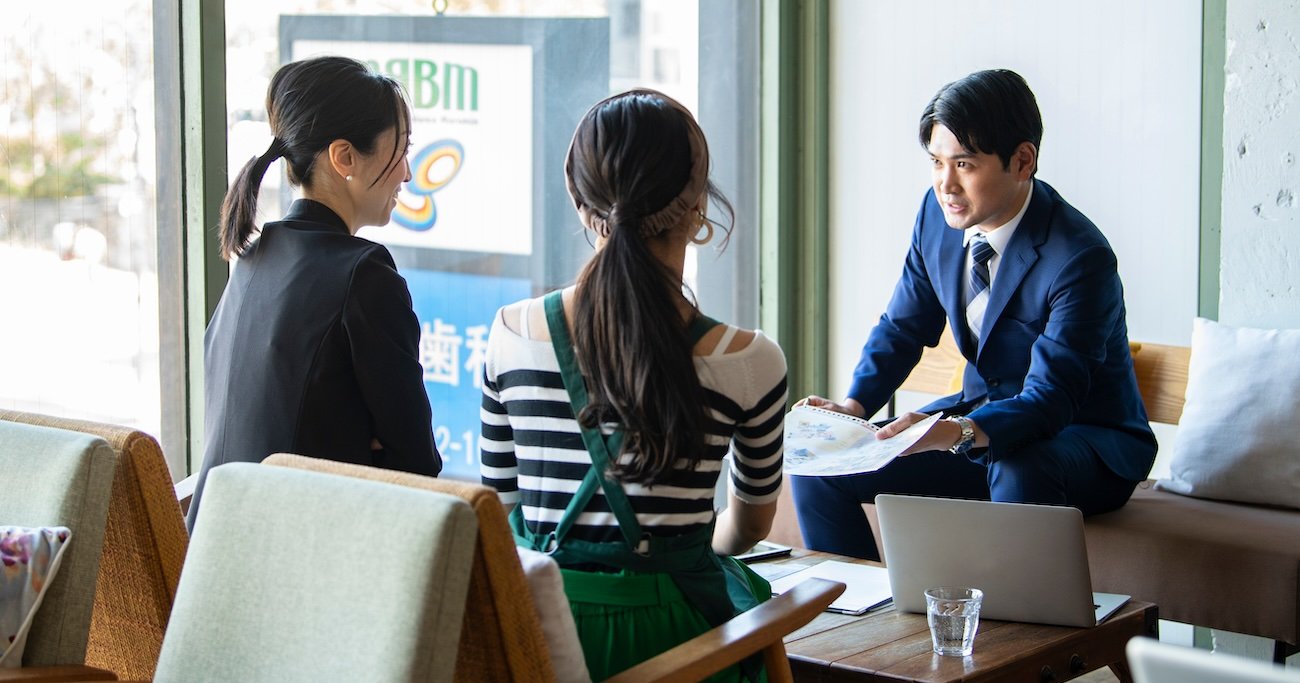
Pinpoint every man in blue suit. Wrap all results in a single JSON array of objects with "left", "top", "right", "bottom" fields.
[{"left": 792, "top": 69, "right": 1157, "bottom": 560}]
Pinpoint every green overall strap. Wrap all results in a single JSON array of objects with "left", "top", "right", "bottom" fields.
[
  {"left": 541, "top": 290, "right": 646, "bottom": 552},
  {"left": 522, "top": 294, "right": 764, "bottom": 680},
  {"left": 686, "top": 313, "right": 721, "bottom": 345},
  {"left": 538, "top": 292, "right": 722, "bottom": 554},
  {"left": 510, "top": 466, "right": 603, "bottom": 553}
]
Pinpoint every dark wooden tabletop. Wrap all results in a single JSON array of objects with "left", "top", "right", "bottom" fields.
[{"left": 757, "top": 549, "right": 1158, "bottom": 683}]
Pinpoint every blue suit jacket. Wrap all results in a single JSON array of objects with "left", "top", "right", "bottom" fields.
[{"left": 848, "top": 181, "right": 1156, "bottom": 482}]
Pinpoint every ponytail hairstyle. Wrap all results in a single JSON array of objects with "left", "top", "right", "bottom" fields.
[
  {"left": 564, "top": 89, "right": 735, "bottom": 484},
  {"left": 218, "top": 56, "right": 410, "bottom": 260}
]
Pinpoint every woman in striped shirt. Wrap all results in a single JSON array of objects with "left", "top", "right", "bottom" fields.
[{"left": 480, "top": 89, "right": 787, "bottom": 681}]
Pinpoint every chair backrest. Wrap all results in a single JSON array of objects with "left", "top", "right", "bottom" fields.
[
  {"left": 154, "top": 462, "right": 477, "bottom": 683},
  {"left": 0, "top": 420, "right": 115, "bottom": 667},
  {"left": 898, "top": 326, "right": 966, "bottom": 396},
  {"left": 0, "top": 410, "right": 187, "bottom": 680},
  {"left": 1128, "top": 637, "right": 1300, "bottom": 683},
  {"left": 896, "top": 330, "right": 1191, "bottom": 425},
  {"left": 1127, "top": 342, "right": 1190, "bottom": 425},
  {"left": 264, "top": 453, "right": 556, "bottom": 683}
]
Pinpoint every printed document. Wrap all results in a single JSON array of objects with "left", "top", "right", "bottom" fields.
[{"left": 784, "top": 406, "right": 942, "bottom": 477}]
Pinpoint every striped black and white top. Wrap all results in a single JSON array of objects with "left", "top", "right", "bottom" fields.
[{"left": 480, "top": 297, "right": 788, "bottom": 544}]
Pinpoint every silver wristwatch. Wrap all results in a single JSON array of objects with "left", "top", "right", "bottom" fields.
[{"left": 947, "top": 416, "right": 976, "bottom": 455}]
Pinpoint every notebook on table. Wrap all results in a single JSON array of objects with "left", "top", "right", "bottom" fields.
[
  {"left": 768, "top": 560, "right": 893, "bottom": 615},
  {"left": 875, "top": 494, "right": 1129, "bottom": 628}
]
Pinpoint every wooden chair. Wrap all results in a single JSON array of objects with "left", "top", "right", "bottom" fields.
[
  {"left": 265, "top": 453, "right": 845, "bottom": 683},
  {"left": 1124, "top": 341, "right": 1191, "bottom": 425},
  {"left": 893, "top": 325, "right": 967, "bottom": 400},
  {"left": 0, "top": 420, "right": 116, "bottom": 679},
  {"left": 0, "top": 411, "right": 187, "bottom": 681},
  {"left": 155, "top": 462, "right": 475, "bottom": 682}
]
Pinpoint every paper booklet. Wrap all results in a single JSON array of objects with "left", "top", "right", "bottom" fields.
[
  {"left": 769, "top": 560, "right": 893, "bottom": 615},
  {"left": 783, "top": 405, "right": 942, "bottom": 477}
]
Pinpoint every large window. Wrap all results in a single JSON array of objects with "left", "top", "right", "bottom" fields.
[
  {"left": 1, "top": 3, "right": 162, "bottom": 449},
  {"left": 224, "top": 0, "right": 759, "bottom": 480}
]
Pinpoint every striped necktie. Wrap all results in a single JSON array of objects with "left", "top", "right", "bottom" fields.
[{"left": 965, "top": 234, "right": 996, "bottom": 342}]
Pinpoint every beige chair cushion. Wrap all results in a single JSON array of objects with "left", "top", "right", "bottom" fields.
[
  {"left": 0, "top": 421, "right": 115, "bottom": 667},
  {"left": 155, "top": 463, "right": 477, "bottom": 682},
  {"left": 263, "top": 454, "right": 557, "bottom": 683},
  {"left": 0, "top": 409, "right": 188, "bottom": 680}
]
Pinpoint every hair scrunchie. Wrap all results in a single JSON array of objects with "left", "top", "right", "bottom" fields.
[{"left": 565, "top": 89, "right": 710, "bottom": 239}]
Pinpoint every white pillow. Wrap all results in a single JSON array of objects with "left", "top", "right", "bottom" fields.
[
  {"left": 515, "top": 547, "right": 591, "bottom": 683},
  {"left": 0, "top": 526, "right": 73, "bottom": 668},
  {"left": 1156, "top": 318, "right": 1300, "bottom": 508}
]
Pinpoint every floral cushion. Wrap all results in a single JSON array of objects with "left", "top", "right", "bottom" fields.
[{"left": 0, "top": 526, "right": 72, "bottom": 668}]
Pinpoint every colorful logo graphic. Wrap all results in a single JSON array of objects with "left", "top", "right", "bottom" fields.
[{"left": 394, "top": 139, "right": 464, "bottom": 231}]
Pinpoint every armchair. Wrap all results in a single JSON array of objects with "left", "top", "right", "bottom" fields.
[
  {"left": 266, "top": 453, "right": 845, "bottom": 683},
  {"left": 0, "top": 421, "right": 115, "bottom": 668},
  {"left": 153, "top": 462, "right": 477, "bottom": 682},
  {"left": 0, "top": 411, "right": 187, "bottom": 680}
]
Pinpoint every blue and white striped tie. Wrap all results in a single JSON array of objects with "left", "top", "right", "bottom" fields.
[{"left": 965, "top": 234, "right": 996, "bottom": 342}]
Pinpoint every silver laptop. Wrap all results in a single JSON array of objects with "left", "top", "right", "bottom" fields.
[
  {"left": 875, "top": 494, "right": 1128, "bottom": 628},
  {"left": 1128, "top": 637, "right": 1300, "bottom": 683}
]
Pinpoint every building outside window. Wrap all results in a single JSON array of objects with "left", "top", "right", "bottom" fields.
[
  {"left": 0, "top": 1, "right": 756, "bottom": 480},
  {"left": 0, "top": 2, "right": 162, "bottom": 443}
]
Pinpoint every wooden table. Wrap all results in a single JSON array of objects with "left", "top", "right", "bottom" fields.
[{"left": 762, "top": 550, "right": 1158, "bottom": 683}]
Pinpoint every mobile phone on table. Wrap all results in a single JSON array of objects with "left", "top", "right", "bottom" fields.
[{"left": 736, "top": 540, "right": 793, "bottom": 563}]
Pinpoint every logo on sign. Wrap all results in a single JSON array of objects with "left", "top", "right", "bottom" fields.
[{"left": 394, "top": 139, "right": 464, "bottom": 232}]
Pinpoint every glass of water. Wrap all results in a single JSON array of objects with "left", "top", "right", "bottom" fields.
[{"left": 924, "top": 587, "right": 983, "bottom": 656}]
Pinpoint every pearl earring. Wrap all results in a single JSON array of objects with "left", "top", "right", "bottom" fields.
[{"left": 345, "top": 175, "right": 354, "bottom": 182}]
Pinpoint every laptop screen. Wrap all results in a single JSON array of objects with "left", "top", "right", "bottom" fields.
[{"left": 875, "top": 494, "right": 1124, "bottom": 628}]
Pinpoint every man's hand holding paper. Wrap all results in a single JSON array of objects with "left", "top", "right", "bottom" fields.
[
  {"left": 783, "top": 404, "right": 943, "bottom": 477},
  {"left": 877, "top": 410, "right": 970, "bottom": 457}
]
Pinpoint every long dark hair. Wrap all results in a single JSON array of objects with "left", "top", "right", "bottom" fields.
[
  {"left": 218, "top": 56, "right": 409, "bottom": 260},
  {"left": 919, "top": 69, "right": 1042, "bottom": 174},
  {"left": 566, "top": 90, "right": 734, "bottom": 484}
]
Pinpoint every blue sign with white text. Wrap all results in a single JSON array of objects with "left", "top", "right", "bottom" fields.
[{"left": 403, "top": 268, "right": 532, "bottom": 482}]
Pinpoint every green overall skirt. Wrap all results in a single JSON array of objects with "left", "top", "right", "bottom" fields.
[{"left": 510, "top": 291, "right": 769, "bottom": 682}]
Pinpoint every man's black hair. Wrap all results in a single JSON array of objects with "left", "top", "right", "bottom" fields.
[{"left": 919, "top": 69, "right": 1042, "bottom": 172}]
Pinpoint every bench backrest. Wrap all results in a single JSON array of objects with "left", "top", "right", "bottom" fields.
[
  {"left": 1128, "top": 342, "right": 1190, "bottom": 425},
  {"left": 899, "top": 331, "right": 1191, "bottom": 426}
]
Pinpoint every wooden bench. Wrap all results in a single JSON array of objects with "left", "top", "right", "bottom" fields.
[{"left": 767, "top": 333, "right": 1300, "bottom": 662}]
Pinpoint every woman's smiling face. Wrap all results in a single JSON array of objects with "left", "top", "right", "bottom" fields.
[{"left": 354, "top": 117, "right": 413, "bottom": 229}]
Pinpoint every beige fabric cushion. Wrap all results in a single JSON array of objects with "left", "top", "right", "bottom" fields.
[
  {"left": 0, "top": 409, "right": 189, "bottom": 681},
  {"left": 155, "top": 463, "right": 477, "bottom": 683},
  {"left": 1158, "top": 318, "right": 1300, "bottom": 508},
  {"left": 0, "top": 421, "right": 115, "bottom": 667},
  {"left": 261, "top": 454, "right": 557, "bottom": 683},
  {"left": 516, "top": 548, "right": 590, "bottom": 683}
]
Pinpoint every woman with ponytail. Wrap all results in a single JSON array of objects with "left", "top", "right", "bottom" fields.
[
  {"left": 188, "top": 56, "right": 441, "bottom": 529},
  {"left": 480, "top": 90, "right": 787, "bottom": 681}
]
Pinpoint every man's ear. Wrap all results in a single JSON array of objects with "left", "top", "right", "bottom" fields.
[
  {"left": 1012, "top": 141, "right": 1038, "bottom": 180},
  {"left": 326, "top": 139, "right": 357, "bottom": 181}
]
